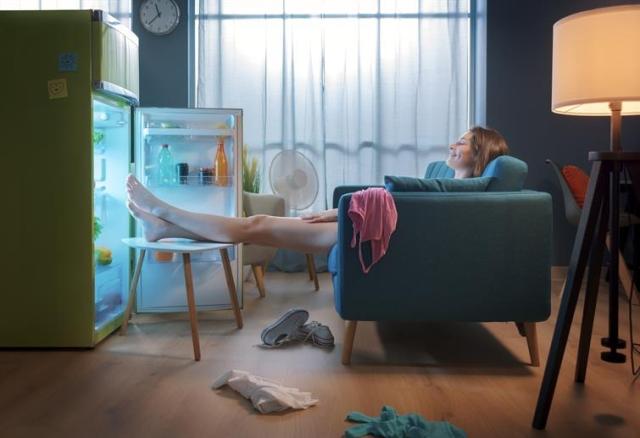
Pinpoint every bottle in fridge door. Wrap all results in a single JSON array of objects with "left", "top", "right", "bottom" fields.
[
  {"left": 214, "top": 136, "right": 229, "bottom": 186},
  {"left": 157, "top": 143, "right": 176, "bottom": 186}
]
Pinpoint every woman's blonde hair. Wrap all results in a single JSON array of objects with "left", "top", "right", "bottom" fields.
[{"left": 468, "top": 126, "right": 510, "bottom": 177}]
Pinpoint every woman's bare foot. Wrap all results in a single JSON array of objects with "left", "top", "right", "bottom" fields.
[
  {"left": 127, "top": 201, "right": 171, "bottom": 242},
  {"left": 126, "top": 174, "right": 170, "bottom": 216}
]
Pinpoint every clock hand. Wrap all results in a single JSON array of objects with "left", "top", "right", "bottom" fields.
[
  {"left": 148, "top": 13, "right": 160, "bottom": 25},
  {"left": 155, "top": 3, "right": 161, "bottom": 16}
]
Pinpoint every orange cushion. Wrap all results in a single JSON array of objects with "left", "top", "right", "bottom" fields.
[{"left": 561, "top": 165, "right": 589, "bottom": 208}]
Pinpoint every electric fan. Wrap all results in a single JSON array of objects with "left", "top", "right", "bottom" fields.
[{"left": 268, "top": 150, "right": 319, "bottom": 212}]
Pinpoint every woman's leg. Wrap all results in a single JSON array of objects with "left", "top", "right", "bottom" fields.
[
  {"left": 128, "top": 201, "right": 204, "bottom": 241},
  {"left": 127, "top": 175, "right": 338, "bottom": 254}
]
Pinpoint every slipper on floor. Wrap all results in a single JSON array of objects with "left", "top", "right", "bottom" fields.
[
  {"left": 292, "top": 321, "right": 335, "bottom": 347},
  {"left": 260, "top": 308, "right": 310, "bottom": 347}
]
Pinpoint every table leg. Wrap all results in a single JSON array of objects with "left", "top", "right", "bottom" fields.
[
  {"left": 120, "top": 249, "right": 146, "bottom": 336},
  {"left": 219, "top": 248, "right": 243, "bottom": 329},
  {"left": 182, "top": 253, "right": 201, "bottom": 361},
  {"left": 251, "top": 264, "right": 266, "bottom": 298}
]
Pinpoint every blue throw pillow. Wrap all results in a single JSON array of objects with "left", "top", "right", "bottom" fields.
[{"left": 384, "top": 175, "right": 493, "bottom": 192}]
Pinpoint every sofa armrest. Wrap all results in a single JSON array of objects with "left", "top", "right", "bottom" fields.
[
  {"left": 332, "top": 185, "right": 384, "bottom": 209},
  {"left": 332, "top": 191, "right": 552, "bottom": 322}
]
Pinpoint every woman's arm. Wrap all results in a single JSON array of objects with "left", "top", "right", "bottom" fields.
[{"left": 300, "top": 208, "right": 338, "bottom": 223}]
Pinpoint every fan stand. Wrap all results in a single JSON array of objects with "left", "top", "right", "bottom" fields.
[
  {"left": 305, "top": 254, "right": 320, "bottom": 291},
  {"left": 268, "top": 150, "right": 321, "bottom": 291}
]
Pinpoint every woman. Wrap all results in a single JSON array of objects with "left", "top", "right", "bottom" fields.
[{"left": 127, "top": 126, "right": 509, "bottom": 254}]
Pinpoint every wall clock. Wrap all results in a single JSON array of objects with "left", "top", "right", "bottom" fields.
[{"left": 139, "top": 0, "right": 180, "bottom": 35}]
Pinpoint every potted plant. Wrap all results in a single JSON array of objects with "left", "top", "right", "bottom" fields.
[{"left": 242, "top": 148, "right": 261, "bottom": 193}]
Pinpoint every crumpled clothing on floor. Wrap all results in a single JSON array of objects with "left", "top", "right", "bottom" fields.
[
  {"left": 212, "top": 369, "right": 318, "bottom": 414},
  {"left": 345, "top": 405, "right": 467, "bottom": 438}
]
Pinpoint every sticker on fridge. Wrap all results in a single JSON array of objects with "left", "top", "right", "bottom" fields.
[{"left": 48, "top": 79, "right": 68, "bottom": 99}]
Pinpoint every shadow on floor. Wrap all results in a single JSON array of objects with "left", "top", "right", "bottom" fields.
[{"left": 347, "top": 321, "right": 534, "bottom": 375}]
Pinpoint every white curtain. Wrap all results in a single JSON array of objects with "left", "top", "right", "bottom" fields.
[
  {"left": 0, "top": 0, "right": 132, "bottom": 27},
  {"left": 196, "top": 0, "right": 471, "bottom": 211}
]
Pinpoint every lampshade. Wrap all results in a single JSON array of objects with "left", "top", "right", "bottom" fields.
[{"left": 552, "top": 5, "right": 640, "bottom": 116}]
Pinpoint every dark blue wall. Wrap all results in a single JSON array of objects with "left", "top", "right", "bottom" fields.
[
  {"left": 132, "top": 0, "right": 190, "bottom": 107},
  {"left": 131, "top": 0, "right": 640, "bottom": 265},
  {"left": 486, "top": 0, "right": 640, "bottom": 264}
]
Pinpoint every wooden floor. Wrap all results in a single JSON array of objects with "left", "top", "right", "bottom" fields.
[{"left": 0, "top": 270, "right": 638, "bottom": 438}]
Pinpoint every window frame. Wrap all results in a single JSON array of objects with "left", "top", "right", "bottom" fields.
[{"left": 188, "top": 0, "right": 485, "bottom": 125}]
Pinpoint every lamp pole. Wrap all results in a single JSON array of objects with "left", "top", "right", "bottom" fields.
[
  {"left": 609, "top": 102, "right": 621, "bottom": 152},
  {"left": 601, "top": 101, "right": 626, "bottom": 363}
]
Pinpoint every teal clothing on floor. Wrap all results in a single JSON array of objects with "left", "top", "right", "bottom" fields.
[{"left": 344, "top": 406, "right": 467, "bottom": 438}]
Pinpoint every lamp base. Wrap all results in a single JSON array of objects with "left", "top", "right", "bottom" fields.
[
  {"left": 601, "top": 351, "right": 626, "bottom": 363},
  {"left": 601, "top": 336, "right": 625, "bottom": 349}
]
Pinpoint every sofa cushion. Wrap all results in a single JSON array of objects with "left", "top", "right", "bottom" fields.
[
  {"left": 421, "top": 156, "right": 527, "bottom": 192},
  {"left": 481, "top": 155, "right": 528, "bottom": 191},
  {"left": 384, "top": 175, "right": 492, "bottom": 192},
  {"left": 424, "top": 161, "right": 455, "bottom": 178},
  {"left": 561, "top": 165, "right": 589, "bottom": 208}
]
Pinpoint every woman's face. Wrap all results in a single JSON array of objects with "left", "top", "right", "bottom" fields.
[{"left": 446, "top": 131, "right": 476, "bottom": 172}]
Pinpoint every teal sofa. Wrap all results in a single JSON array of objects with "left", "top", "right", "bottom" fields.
[{"left": 329, "top": 156, "right": 553, "bottom": 365}]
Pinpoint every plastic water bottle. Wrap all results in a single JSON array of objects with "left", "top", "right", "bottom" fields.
[{"left": 157, "top": 144, "right": 175, "bottom": 186}]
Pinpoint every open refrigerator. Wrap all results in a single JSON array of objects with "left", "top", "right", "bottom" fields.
[
  {"left": 133, "top": 108, "right": 243, "bottom": 313},
  {"left": 0, "top": 10, "right": 242, "bottom": 347}
]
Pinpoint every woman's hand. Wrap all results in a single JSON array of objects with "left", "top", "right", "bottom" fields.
[{"left": 301, "top": 208, "right": 338, "bottom": 223}]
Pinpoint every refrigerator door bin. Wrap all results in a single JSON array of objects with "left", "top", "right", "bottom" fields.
[{"left": 95, "top": 263, "right": 124, "bottom": 330}]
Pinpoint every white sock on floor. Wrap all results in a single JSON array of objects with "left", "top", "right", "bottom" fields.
[{"left": 212, "top": 369, "right": 318, "bottom": 414}]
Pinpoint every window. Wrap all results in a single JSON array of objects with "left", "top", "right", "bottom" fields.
[{"left": 195, "top": 1, "right": 475, "bottom": 207}]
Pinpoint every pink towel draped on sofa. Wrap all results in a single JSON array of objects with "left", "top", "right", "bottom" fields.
[{"left": 347, "top": 188, "right": 398, "bottom": 273}]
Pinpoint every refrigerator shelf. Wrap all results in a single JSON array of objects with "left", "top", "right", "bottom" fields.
[
  {"left": 146, "top": 175, "right": 234, "bottom": 188},
  {"left": 143, "top": 128, "right": 233, "bottom": 137},
  {"left": 94, "top": 120, "right": 127, "bottom": 129},
  {"left": 95, "top": 261, "right": 121, "bottom": 274}
]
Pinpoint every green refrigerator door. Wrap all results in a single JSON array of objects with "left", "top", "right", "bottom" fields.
[
  {"left": 0, "top": 10, "right": 95, "bottom": 347},
  {"left": 0, "top": 10, "right": 136, "bottom": 347}
]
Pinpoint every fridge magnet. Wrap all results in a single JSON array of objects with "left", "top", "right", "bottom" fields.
[
  {"left": 47, "top": 78, "right": 68, "bottom": 99},
  {"left": 58, "top": 52, "right": 78, "bottom": 72}
]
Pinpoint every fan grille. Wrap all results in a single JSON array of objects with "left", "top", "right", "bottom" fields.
[{"left": 269, "top": 150, "right": 319, "bottom": 210}]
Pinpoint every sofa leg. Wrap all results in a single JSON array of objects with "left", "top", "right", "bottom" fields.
[
  {"left": 516, "top": 322, "right": 540, "bottom": 367},
  {"left": 342, "top": 320, "right": 358, "bottom": 365}
]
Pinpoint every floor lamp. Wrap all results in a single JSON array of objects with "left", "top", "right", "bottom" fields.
[{"left": 533, "top": 5, "right": 640, "bottom": 430}]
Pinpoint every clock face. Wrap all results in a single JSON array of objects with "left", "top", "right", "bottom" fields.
[{"left": 140, "top": 0, "right": 180, "bottom": 35}]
